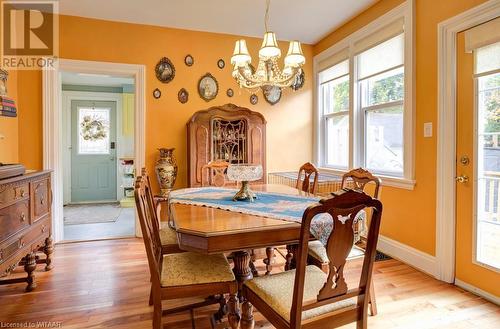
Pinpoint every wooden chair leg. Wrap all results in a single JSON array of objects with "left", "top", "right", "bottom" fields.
[
  {"left": 263, "top": 247, "right": 274, "bottom": 275},
  {"left": 149, "top": 286, "right": 153, "bottom": 306},
  {"left": 368, "top": 279, "right": 377, "bottom": 316},
  {"left": 152, "top": 294, "right": 162, "bottom": 329}
]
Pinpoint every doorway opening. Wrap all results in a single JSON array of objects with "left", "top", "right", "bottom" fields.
[{"left": 60, "top": 72, "right": 136, "bottom": 241}]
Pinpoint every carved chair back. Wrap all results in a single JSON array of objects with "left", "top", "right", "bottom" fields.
[
  {"left": 141, "top": 168, "right": 162, "bottom": 231},
  {"left": 201, "top": 160, "right": 230, "bottom": 187},
  {"left": 341, "top": 168, "right": 381, "bottom": 199},
  {"left": 290, "top": 189, "right": 383, "bottom": 328},
  {"left": 297, "top": 162, "right": 319, "bottom": 194},
  {"left": 135, "top": 176, "right": 163, "bottom": 287}
]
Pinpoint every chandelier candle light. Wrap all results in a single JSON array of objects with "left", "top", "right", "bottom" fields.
[{"left": 231, "top": 0, "right": 305, "bottom": 89}]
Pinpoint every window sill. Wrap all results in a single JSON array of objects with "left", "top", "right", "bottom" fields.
[{"left": 318, "top": 167, "right": 416, "bottom": 191}]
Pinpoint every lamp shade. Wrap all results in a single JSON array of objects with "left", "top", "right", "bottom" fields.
[
  {"left": 231, "top": 40, "right": 251, "bottom": 67},
  {"left": 259, "top": 32, "right": 281, "bottom": 58},
  {"left": 284, "top": 40, "right": 305, "bottom": 67}
]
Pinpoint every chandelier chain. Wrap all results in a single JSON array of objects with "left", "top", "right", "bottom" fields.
[{"left": 264, "top": 0, "right": 270, "bottom": 32}]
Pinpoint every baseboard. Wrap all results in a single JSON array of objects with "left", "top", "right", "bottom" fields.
[
  {"left": 455, "top": 279, "right": 500, "bottom": 305},
  {"left": 377, "top": 235, "right": 438, "bottom": 278}
]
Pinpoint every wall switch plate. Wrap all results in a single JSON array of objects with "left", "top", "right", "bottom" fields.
[{"left": 424, "top": 122, "right": 433, "bottom": 137}]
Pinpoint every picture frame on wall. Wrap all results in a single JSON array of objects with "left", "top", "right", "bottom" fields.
[
  {"left": 178, "top": 88, "right": 189, "bottom": 104},
  {"left": 198, "top": 73, "right": 219, "bottom": 102},
  {"left": 184, "top": 55, "right": 194, "bottom": 66},
  {"left": 155, "top": 57, "right": 175, "bottom": 83}
]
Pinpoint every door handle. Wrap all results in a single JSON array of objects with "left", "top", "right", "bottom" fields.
[{"left": 456, "top": 175, "right": 469, "bottom": 183}]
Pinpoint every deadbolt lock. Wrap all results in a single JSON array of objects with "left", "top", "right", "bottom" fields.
[{"left": 460, "top": 156, "right": 470, "bottom": 166}]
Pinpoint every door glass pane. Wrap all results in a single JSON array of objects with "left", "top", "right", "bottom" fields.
[
  {"left": 326, "top": 115, "right": 349, "bottom": 168},
  {"left": 78, "top": 107, "right": 110, "bottom": 155},
  {"left": 365, "top": 105, "right": 404, "bottom": 175},
  {"left": 476, "top": 72, "right": 500, "bottom": 269}
]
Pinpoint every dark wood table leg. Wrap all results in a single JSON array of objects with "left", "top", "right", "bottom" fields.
[
  {"left": 241, "top": 300, "right": 255, "bottom": 329},
  {"left": 231, "top": 250, "right": 255, "bottom": 328},
  {"left": 24, "top": 252, "right": 37, "bottom": 292},
  {"left": 285, "top": 244, "right": 298, "bottom": 271},
  {"left": 227, "top": 293, "right": 240, "bottom": 329},
  {"left": 43, "top": 236, "right": 54, "bottom": 271}
]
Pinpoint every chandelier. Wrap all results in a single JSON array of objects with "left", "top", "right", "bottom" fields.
[{"left": 230, "top": 0, "right": 305, "bottom": 90}]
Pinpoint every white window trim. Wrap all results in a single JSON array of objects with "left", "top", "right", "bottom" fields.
[{"left": 313, "top": 0, "right": 415, "bottom": 190}]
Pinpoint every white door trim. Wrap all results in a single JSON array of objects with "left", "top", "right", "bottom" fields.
[
  {"left": 43, "top": 59, "right": 146, "bottom": 242},
  {"left": 436, "top": 0, "right": 500, "bottom": 283}
]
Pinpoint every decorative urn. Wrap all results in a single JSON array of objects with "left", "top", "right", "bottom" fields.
[{"left": 155, "top": 148, "right": 178, "bottom": 197}]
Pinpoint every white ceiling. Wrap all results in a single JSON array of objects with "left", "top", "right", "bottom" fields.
[
  {"left": 61, "top": 72, "right": 134, "bottom": 87},
  {"left": 58, "top": 0, "right": 377, "bottom": 44}
]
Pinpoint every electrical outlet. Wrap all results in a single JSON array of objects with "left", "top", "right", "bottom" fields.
[{"left": 424, "top": 122, "right": 433, "bottom": 138}]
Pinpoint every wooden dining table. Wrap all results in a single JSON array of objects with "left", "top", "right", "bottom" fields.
[{"left": 170, "top": 184, "right": 312, "bottom": 328}]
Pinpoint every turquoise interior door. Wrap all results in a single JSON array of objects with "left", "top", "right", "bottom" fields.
[{"left": 71, "top": 100, "right": 117, "bottom": 202}]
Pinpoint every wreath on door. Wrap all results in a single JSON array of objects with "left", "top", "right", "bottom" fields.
[{"left": 80, "top": 115, "right": 107, "bottom": 141}]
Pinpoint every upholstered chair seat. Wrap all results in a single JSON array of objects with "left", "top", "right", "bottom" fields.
[
  {"left": 161, "top": 252, "right": 235, "bottom": 287},
  {"left": 308, "top": 241, "right": 365, "bottom": 264},
  {"left": 244, "top": 265, "right": 356, "bottom": 322},
  {"left": 159, "top": 222, "right": 178, "bottom": 246}
]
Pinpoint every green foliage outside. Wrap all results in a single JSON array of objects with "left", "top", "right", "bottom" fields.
[{"left": 483, "top": 74, "right": 500, "bottom": 133}]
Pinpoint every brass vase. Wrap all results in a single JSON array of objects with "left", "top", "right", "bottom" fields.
[{"left": 155, "top": 148, "right": 178, "bottom": 197}]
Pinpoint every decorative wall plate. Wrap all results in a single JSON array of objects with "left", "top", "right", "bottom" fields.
[
  {"left": 153, "top": 88, "right": 161, "bottom": 99},
  {"left": 155, "top": 57, "right": 175, "bottom": 83},
  {"left": 184, "top": 54, "right": 194, "bottom": 66},
  {"left": 226, "top": 88, "right": 234, "bottom": 97},
  {"left": 262, "top": 85, "right": 282, "bottom": 105},
  {"left": 198, "top": 73, "right": 219, "bottom": 102},
  {"left": 217, "top": 59, "right": 225, "bottom": 69},
  {"left": 290, "top": 70, "right": 305, "bottom": 91},
  {"left": 178, "top": 88, "right": 189, "bottom": 104},
  {"left": 250, "top": 94, "right": 258, "bottom": 105}
]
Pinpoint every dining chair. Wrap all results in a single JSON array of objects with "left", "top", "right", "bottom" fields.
[
  {"left": 141, "top": 168, "right": 183, "bottom": 255},
  {"left": 307, "top": 167, "right": 382, "bottom": 316},
  {"left": 135, "top": 176, "right": 240, "bottom": 329},
  {"left": 296, "top": 162, "right": 319, "bottom": 194},
  {"left": 201, "top": 160, "right": 230, "bottom": 187},
  {"left": 284, "top": 162, "right": 320, "bottom": 272},
  {"left": 242, "top": 188, "right": 383, "bottom": 329}
]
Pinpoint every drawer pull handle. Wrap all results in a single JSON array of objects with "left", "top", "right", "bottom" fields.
[
  {"left": 41, "top": 226, "right": 47, "bottom": 233},
  {"left": 20, "top": 189, "right": 26, "bottom": 197},
  {"left": 20, "top": 213, "right": 26, "bottom": 222},
  {"left": 19, "top": 241, "right": 25, "bottom": 249},
  {"left": 41, "top": 197, "right": 45, "bottom": 205}
]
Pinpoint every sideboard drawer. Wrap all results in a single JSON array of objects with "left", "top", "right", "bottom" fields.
[
  {"left": 0, "top": 199, "right": 30, "bottom": 242},
  {"left": 0, "top": 181, "right": 29, "bottom": 210},
  {"left": 31, "top": 177, "right": 50, "bottom": 223}
]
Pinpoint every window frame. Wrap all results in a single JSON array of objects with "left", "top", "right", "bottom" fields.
[{"left": 313, "top": 1, "right": 415, "bottom": 190}]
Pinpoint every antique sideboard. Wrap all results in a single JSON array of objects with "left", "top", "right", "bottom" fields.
[
  {"left": 187, "top": 103, "right": 267, "bottom": 187},
  {"left": 0, "top": 171, "right": 53, "bottom": 291}
]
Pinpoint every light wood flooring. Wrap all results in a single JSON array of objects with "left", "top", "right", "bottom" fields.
[{"left": 0, "top": 239, "right": 498, "bottom": 329}]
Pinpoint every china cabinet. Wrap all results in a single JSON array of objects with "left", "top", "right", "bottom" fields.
[{"left": 187, "top": 104, "right": 266, "bottom": 187}]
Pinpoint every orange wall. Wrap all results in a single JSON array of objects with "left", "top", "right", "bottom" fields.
[
  {"left": 17, "top": 15, "right": 313, "bottom": 189},
  {"left": 313, "top": 0, "right": 488, "bottom": 256}
]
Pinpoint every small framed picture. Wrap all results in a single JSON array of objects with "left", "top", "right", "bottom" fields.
[
  {"left": 198, "top": 73, "right": 219, "bottom": 102},
  {"left": 217, "top": 59, "right": 225, "bottom": 69},
  {"left": 250, "top": 94, "right": 258, "bottom": 105},
  {"left": 153, "top": 88, "right": 161, "bottom": 99},
  {"left": 155, "top": 57, "right": 175, "bottom": 83},
  {"left": 226, "top": 88, "right": 234, "bottom": 97},
  {"left": 184, "top": 54, "right": 194, "bottom": 67},
  {"left": 178, "top": 88, "right": 189, "bottom": 104},
  {"left": 262, "top": 85, "right": 282, "bottom": 105}
]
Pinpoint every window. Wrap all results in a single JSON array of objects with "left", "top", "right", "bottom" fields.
[
  {"left": 78, "top": 107, "right": 110, "bottom": 155},
  {"left": 315, "top": 10, "right": 413, "bottom": 185},
  {"left": 319, "top": 60, "right": 349, "bottom": 168},
  {"left": 475, "top": 42, "right": 500, "bottom": 270}
]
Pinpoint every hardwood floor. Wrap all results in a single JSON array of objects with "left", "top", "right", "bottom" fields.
[{"left": 0, "top": 238, "right": 498, "bottom": 329}]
